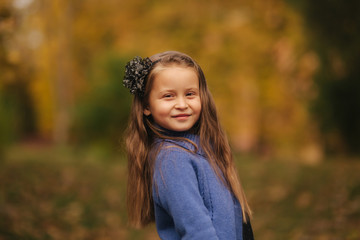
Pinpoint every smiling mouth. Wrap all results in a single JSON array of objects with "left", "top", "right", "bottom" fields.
[{"left": 172, "top": 114, "right": 191, "bottom": 119}]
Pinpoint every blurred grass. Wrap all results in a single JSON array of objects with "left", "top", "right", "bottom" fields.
[{"left": 1, "top": 144, "right": 360, "bottom": 240}]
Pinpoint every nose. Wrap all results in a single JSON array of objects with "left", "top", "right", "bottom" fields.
[{"left": 175, "top": 96, "right": 188, "bottom": 109}]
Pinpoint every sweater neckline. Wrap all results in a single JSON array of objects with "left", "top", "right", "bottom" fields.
[
  {"left": 160, "top": 128, "right": 198, "bottom": 141},
  {"left": 155, "top": 127, "right": 203, "bottom": 155}
]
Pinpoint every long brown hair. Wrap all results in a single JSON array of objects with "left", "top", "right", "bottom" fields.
[{"left": 125, "top": 51, "right": 251, "bottom": 228}]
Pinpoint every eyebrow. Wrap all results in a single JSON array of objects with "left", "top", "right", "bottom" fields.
[{"left": 159, "top": 87, "right": 199, "bottom": 92}]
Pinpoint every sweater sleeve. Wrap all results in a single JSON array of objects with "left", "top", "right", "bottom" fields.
[{"left": 153, "top": 147, "right": 219, "bottom": 240}]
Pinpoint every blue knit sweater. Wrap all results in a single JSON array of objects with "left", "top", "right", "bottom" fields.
[{"left": 152, "top": 131, "right": 243, "bottom": 240}]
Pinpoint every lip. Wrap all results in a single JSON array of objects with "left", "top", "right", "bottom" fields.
[{"left": 172, "top": 114, "right": 191, "bottom": 119}]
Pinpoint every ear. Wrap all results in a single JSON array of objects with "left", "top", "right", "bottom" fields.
[{"left": 143, "top": 107, "right": 151, "bottom": 116}]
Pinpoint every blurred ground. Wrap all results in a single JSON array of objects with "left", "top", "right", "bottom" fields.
[{"left": 1, "top": 143, "right": 360, "bottom": 240}]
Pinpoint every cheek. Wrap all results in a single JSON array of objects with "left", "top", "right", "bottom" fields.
[
  {"left": 193, "top": 100, "right": 202, "bottom": 116},
  {"left": 197, "top": 103, "right": 202, "bottom": 113},
  {"left": 197, "top": 98, "right": 202, "bottom": 111},
  {"left": 153, "top": 101, "right": 172, "bottom": 115}
]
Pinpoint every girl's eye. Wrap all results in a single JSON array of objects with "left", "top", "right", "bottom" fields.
[
  {"left": 163, "top": 94, "right": 173, "bottom": 98},
  {"left": 186, "top": 92, "right": 196, "bottom": 96}
]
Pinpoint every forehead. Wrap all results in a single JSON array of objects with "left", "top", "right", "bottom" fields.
[{"left": 151, "top": 66, "right": 199, "bottom": 89}]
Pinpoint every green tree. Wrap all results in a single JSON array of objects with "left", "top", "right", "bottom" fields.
[
  {"left": 0, "top": 2, "right": 36, "bottom": 150},
  {"left": 288, "top": 0, "right": 360, "bottom": 154}
]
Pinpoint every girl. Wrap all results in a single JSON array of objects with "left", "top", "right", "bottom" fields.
[{"left": 124, "top": 51, "right": 254, "bottom": 240}]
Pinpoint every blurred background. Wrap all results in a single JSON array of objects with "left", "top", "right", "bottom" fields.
[{"left": 1, "top": 0, "right": 359, "bottom": 239}]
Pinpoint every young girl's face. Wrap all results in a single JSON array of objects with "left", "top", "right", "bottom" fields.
[{"left": 144, "top": 66, "right": 201, "bottom": 132}]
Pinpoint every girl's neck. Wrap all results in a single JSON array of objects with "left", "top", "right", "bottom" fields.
[
  {"left": 155, "top": 125, "right": 202, "bottom": 155},
  {"left": 155, "top": 124, "right": 197, "bottom": 138}
]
